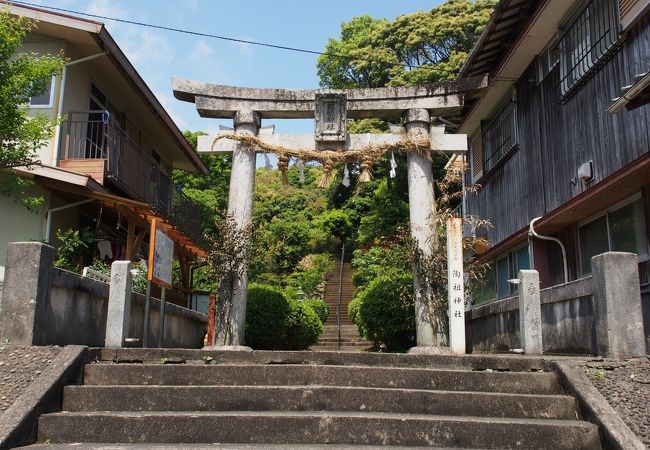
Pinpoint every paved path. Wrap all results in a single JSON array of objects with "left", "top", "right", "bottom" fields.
[{"left": 583, "top": 356, "right": 650, "bottom": 446}]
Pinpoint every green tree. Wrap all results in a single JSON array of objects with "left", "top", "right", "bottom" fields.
[
  {"left": 317, "top": 0, "right": 495, "bottom": 89},
  {"left": 173, "top": 131, "right": 231, "bottom": 234},
  {"left": 0, "top": 9, "right": 66, "bottom": 209}
]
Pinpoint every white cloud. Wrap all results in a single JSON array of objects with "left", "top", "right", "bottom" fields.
[
  {"left": 231, "top": 36, "right": 253, "bottom": 57},
  {"left": 183, "top": 0, "right": 199, "bottom": 12},
  {"left": 189, "top": 40, "right": 214, "bottom": 63},
  {"left": 121, "top": 27, "right": 174, "bottom": 65},
  {"left": 85, "top": 0, "right": 128, "bottom": 21}
]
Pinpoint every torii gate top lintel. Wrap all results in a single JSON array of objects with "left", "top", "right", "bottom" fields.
[{"left": 172, "top": 75, "right": 487, "bottom": 121}]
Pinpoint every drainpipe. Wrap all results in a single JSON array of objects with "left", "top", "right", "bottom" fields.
[
  {"left": 528, "top": 217, "right": 569, "bottom": 284},
  {"left": 44, "top": 199, "right": 94, "bottom": 243},
  {"left": 52, "top": 51, "right": 109, "bottom": 166}
]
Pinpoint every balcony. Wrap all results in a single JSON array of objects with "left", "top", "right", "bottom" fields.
[{"left": 60, "top": 110, "right": 204, "bottom": 245}]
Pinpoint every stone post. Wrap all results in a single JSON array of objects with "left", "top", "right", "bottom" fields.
[
  {"left": 592, "top": 252, "right": 645, "bottom": 358},
  {"left": 105, "top": 261, "right": 132, "bottom": 347},
  {"left": 404, "top": 109, "right": 437, "bottom": 347},
  {"left": 0, "top": 242, "right": 54, "bottom": 345},
  {"left": 217, "top": 110, "right": 260, "bottom": 347},
  {"left": 518, "top": 270, "right": 543, "bottom": 355}
]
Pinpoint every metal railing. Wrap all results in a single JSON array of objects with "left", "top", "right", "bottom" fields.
[
  {"left": 558, "top": 0, "right": 618, "bottom": 97},
  {"left": 483, "top": 102, "right": 518, "bottom": 173},
  {"left": 63, "top": 111, "right": 203, "bottom": 245}
]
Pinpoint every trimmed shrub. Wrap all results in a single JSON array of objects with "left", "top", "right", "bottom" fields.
[
  {"left": 356, "top": 274, "right": 415, "bottom": 352},
  {"left": 283, "top": 300, "right": 323, "bottom": 350},
  {"left": 245, "top": 284, "right": 291, "bottom": 350},
  {"left": 303, "top": 299, "right": 329, "bottom": 323}
]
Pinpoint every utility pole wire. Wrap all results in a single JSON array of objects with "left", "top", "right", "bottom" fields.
[{"left": 9, "top": 0, "right": 408, "bottom": 69}]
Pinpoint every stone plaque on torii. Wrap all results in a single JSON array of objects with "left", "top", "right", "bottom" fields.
[{"left": 173, "top": 75, "right": 487, "bottom": 351}]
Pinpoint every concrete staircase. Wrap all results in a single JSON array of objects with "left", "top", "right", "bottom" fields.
[
  {"left": 312, "top": 260, "right": 371, "bottom": 351},
  {"left": 312, "top": 324, "right": 372, "bottom": 351},
  {"left": 25, "top": 349, "right": 602, "bottom": 449}
]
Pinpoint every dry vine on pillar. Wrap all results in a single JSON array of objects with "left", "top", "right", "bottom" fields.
[
  {"left": 204, "top": 215, "right": 256, "bottom": 345},
  {"left": 406, "top": 168, "right": 491, "bottom": 343}
]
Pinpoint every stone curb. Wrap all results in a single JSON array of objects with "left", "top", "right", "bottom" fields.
[
  {"left": 552, "top": 360, "right": 647, "bottom": 450},
  {"left": 0, "top": 345, "right": 87, "bottom": 450}
]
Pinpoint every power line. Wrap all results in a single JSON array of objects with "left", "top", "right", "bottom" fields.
[{"left": 9, "top": 0, "right": 406, "bottom": 68}]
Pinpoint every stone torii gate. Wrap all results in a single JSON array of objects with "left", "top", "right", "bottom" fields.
[{"left": 173, "top": 76, "right": 486, "bottom": 349}]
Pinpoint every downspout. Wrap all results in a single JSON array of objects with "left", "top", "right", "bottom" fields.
[
  {"left": 529, "top": 217, "right": 569, "bottom": 284},
  {"left": 44, "top": 199, "right": 94, "bottom": 243},
  {"left": 52, "top": 51, "right": 109, "bottom": 166}
]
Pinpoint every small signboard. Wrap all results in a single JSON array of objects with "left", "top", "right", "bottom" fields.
[{"left": 147, "top": 218, "right": 173, "bottom": 288}]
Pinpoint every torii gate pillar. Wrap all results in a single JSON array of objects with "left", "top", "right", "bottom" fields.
[
  {"left": 218, "top": 110, "right": 260, "bottom": 346},
  {"left": 404, "top": 109, "right": 438, "bottom": 347}
]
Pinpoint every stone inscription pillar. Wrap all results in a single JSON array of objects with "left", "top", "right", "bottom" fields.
[
  {"left": 218, "top": 110, "right": 260, "bottom": 346},
  {"left": 518, "top": 270, "right": 542, "bottom": 355},
  {"left": 105, "top": 261, "right": 133, "bottom": 347},
  {"left": 404, "top": 109, "right": 437, "bottom": 347}
]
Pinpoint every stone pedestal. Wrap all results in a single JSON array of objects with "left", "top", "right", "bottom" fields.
[
  {"left": 592, "top": 252, "right": 645, "bottom": 358},
  {"left": 217, "top": 110, "right": 260, "bottom": 346},
  {"left": 0, "top": 242, "right": 54, "bottom": 345},
  {"left": 404, "top": 109, "right": 437, "bottom": 347},
  {"left": 105, "top": 261, "right": 132, "bottom": 347},
  {"left": 518, "top": 270, "right": 542, "bottom": 355}
]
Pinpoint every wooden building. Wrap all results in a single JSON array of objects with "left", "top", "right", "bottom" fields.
[
  {"left": 0, "top": 1, "right": 208, "bottom": 307},
  {"left": 458, "top": 0, "right": 650, "bottom": 326}
]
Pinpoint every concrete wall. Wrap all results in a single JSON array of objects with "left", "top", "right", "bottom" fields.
[
  {"left": 45, "top": 268, "right": 207, "bottom": 348},
  {"left": 0, "top": 243, "right": 207, "bottom": 348},
  {"left": 466, "top": 277, "right": 595, "bottom": 354},
  {"left": 465, "top": 268, "right": 650, "bottom": 355}
]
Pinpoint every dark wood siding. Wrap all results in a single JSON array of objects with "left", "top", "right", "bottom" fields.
[{"left": 467, "top": 13, "right": 650, "bottom": 246}]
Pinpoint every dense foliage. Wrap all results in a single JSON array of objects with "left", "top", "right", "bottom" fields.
[
  {"left": 0, "top": 10, "right": 66, "bottom": 210},
  {"left": 352, "top": 273, "right": 416, "bottom": 352},
  {"left": 244, "top": 284, "right": 325, "bottom": 350},
  {"left": 302, "top": 299, "right": 329, "bottom": 323},
  {"left": 283, "top": 300, "right": 323, "bottom": 350},
  {"left": 245, "top": 284, "right": 291, "bottom": 350},
  {"left": 317, "top": 0, "right": 495, "bottom": 88}
]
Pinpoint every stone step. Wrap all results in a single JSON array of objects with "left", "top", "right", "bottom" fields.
[
  {"left": 20, "top": 445, "right": 474, "bottom": 449},
  {"left": 62, "top": 385, "right": 577, "bottom": 419},
  {"left": 96, "top": 349, "right": 551, "bottom": 372},
  {"left": 37, "top": 411, "right": 601, "bottom": 448},
  {"left": 83, "top": 364, "right": 561, "bottom": 394},
  {"left": 308, "top": 346, "right": 370, "bottom": 352},
  {"left": 316, "top": 339, "right": 369, "bottom": 344}
]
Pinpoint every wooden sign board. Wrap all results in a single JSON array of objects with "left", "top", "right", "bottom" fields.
[
  {"left": 446, "top": 217, "right": 466, "bottom": 354},
  {"left": 147, "top": 218, "right": 174, "bottom": 288}
]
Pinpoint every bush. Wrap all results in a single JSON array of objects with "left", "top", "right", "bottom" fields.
[
  {"left": 355, "top": 273, "right": 415, "bottom": 352},
  {"left": 303, "top": 299, "right": 329, "bottom": 323},
  {"left": 283, "top": 300, "right": 323, "bottom": 350},
  {"left": 245, "top": 284, "right": 291, "bottom": 350}
]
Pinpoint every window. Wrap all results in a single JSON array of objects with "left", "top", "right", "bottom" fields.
[
  {"left": 472, "top": 245, "right": 530, "bottom": 304},
  {"left": 579, "top": 197, "right": 648, "bottom": 274},
  {"left": 537, "top": 39, "right": 559, "bottom": 83},
  {"left": 559, "top": 0, "right": 618, "bottom": 96},
  {"left": 482, "top": 101, "right": 518, "bottom": 174},
  {"left": 29, "top": 76, "right": 55, "bottom": 108}
]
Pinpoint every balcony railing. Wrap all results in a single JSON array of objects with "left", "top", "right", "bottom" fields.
[{"left": 62, "top": 110, "right": 204, "bottom": 245}]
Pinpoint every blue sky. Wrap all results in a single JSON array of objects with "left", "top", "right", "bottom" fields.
[{"left": 28, "top": 0, "right": 442, "bottom": 135}]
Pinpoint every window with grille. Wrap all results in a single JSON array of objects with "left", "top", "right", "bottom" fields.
[
  {"left": 559, "top": 0, "right": 618, "bottom": 96},
  {"left": 482, "top": 102, "right": 518, "bottom": 174}
]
